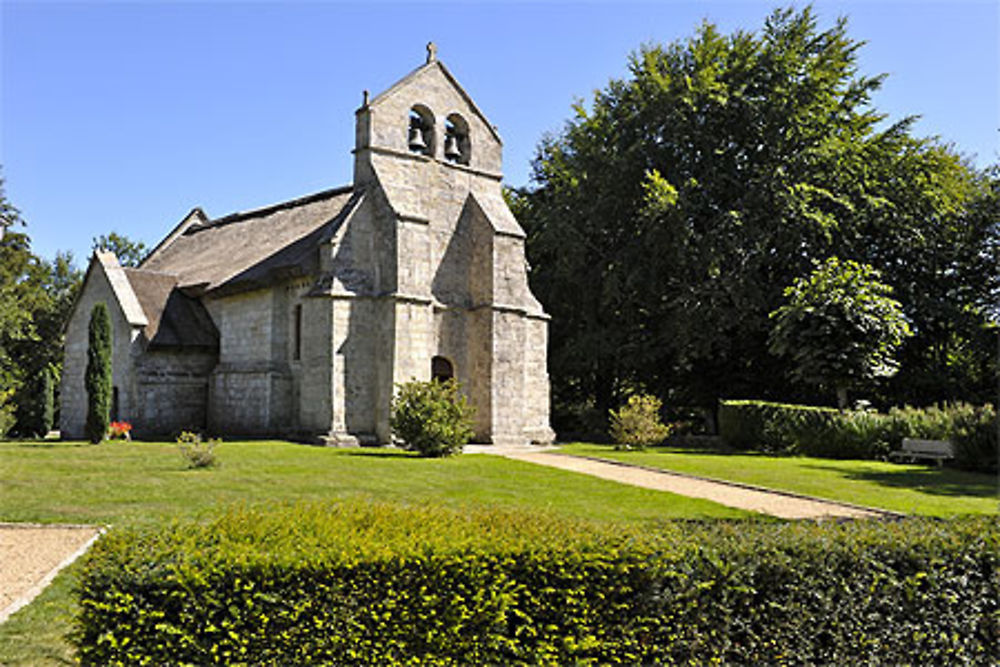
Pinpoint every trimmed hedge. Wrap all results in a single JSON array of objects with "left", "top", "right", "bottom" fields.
[
  {"left": 718, "top": 400, "right": 838, "bottom": 453},
  {"left": 75, "top": 502, "right": 999, "bottom": 664},
  {"left": 719, "top": 400, "right": 998, "bottom": 470}
]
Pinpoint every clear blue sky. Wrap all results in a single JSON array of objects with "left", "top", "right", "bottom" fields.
[{"left": 3, "top": 1, "right": 997, "bottom": 265}]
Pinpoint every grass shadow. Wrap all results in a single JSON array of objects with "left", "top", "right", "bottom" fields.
[
  {"left": 801, "top": 462, "right": 998, "bottom": 499},
  {"left": 341, "top": 448, "right": 417, "bottom": 459},
  {"left": 7, "top": 442, "right": 94, "bottom": 449}
]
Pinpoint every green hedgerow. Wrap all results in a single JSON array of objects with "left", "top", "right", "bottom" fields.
[
  {"left": 390, "top": 379, "right": 475, "bottom": 457},
  {"left": 73, "top": 503, "right": 1000, "bottom": 665},
  {"left": 609, "top": 394, "right": 671, "bottom": 450}
]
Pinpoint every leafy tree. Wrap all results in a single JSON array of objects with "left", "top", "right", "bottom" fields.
[
  {"left": 85, "top": 302, "right": 113, "bottom": 443},
  {"left": 92, "top": 231, "right": 147, "bottom": 268},
  {"left": 0, "top": 173, "right": 83, "bottom": 437},
  {"left": 769, "top": 257, "right": 911, "bottom": 408},
  {"left": 518, "top": 7, "right": 997, "bottom": 431}
]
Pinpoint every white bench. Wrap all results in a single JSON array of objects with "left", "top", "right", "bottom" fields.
[{"left": 889, "top": 438, "right": 954, "bottom": 466}]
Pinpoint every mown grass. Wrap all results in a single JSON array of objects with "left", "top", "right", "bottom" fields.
[
  {"left": 0, "top": 439, "right": 747, "bottom": 665},
  {"left": 558, "top": 443, "right": 1000, "bottom": 517}
]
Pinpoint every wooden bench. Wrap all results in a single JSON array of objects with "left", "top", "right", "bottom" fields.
[{"left": 889, "top": 438, "right": 954, "bottom": 466}]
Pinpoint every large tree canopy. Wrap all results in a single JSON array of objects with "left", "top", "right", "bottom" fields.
[
  {"left": 0, "top": 175, "right": 83, "bottom": 436},
  {"left": 516, "top": 7, "right": 998, "bottom": 432}
]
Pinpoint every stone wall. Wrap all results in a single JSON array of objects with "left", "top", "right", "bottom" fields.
[
  {"left": 60, "top": 262, "right": 141, "bottom": 439},
  {"left": 134, "top": 349, "right": 217, "bottom": 436},
  {"left": 209, "top": 288, "right": 293, "bottom": 435}
]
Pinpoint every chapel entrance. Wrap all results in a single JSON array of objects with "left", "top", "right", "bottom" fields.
[{"left": 431, "top": 356, "right": 454, "bottom": 382}]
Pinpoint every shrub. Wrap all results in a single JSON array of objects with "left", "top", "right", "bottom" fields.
[
  {"left": 74, "top": 502, "right": 1000, "bottom": 665},
  {"left": 14, "top": 367, "right": 55, "bottom": 438},
  {"left": 38, "top": 368, "right": 54, "bottom": 436},
  {"left": 719, "top": 400, "right": 997, "bottom": 464},
  {"left": 794, "top": 409, "right": 896, "bottom": 459},
  {"left": 951, "top": 404, "right": 998, "bottom": 473},
  {"left": 390, "top": 379, "right": 474, "bottom": 457},
  {"left": 0, "top": 389, "right": 14, "bottom": 439},
  {"left": 609, "top": 394, "right": 671, "bottom": 450},
  {"left": 176, "top": 431, "right": 219, "bottom": 468},
  {"left": 884, "top": 404, "right": 955, "bottom": 442},
  {"left": 718, "top": 400, "right": 837, "bottom": 453},
  {"left": 84, "top": 303, "right": 112, "bottom": 444}
]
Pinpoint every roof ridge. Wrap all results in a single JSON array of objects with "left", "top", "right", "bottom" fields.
[
  {"left": 189, "top": 185, "right": 353, "bottom": 234},
  {"left": 124, "top": 266, "right": 179, "bottom": 279}
]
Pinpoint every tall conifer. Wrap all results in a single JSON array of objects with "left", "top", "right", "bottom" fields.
[{"left": 85, "top": 302, "right": 112, "bottom": 443}]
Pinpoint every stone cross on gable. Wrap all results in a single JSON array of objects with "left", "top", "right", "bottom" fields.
[{"left": 426, "top": 42, "right": 438, "bottom": 63}]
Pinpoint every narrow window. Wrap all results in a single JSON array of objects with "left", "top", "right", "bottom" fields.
[
  {"left": 293, "top": 304, "right": 302, "bottom": 361},
  {"left": 111, "top": 386, "right": 119, "bottom": 421}
]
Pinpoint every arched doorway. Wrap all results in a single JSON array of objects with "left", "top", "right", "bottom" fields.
[{"left": 431, "top": 356, "right": 454, "bottom": 383}]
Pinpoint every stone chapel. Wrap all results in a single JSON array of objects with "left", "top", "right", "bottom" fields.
[{"left": 61, "top": 46, "right": 555, "bottom": 446}]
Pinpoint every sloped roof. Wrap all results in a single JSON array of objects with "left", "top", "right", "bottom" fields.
[
  {"left": 139, "top": 186, "right": 354, "bottom": 293},
  {"left": 124, "top": 269, "right": 218, "bottom": 348},
  {"left": 95, "top": 251, "right": 148, "bottom": 327},
  {"left": 368, "top": 57, "right": 502, "bottom": 145}
]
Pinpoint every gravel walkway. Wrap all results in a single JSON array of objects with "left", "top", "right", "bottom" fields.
[
  {"left": 0, "top": 523, "right": 102, "bottom": 624},
  {"left": 491, "top": 448, "right": 890, "bottom": 520}
]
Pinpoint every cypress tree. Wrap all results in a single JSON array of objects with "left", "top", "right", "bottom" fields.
[
  {"left": 85, "top": 302, "right": 112, "bottom": 443},
  {"left": 39, "top": 368, "right": 54, "bottom": 436}
]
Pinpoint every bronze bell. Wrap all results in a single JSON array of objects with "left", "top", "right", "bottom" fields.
[
  {"left": 444, "top": 133, "right": 461, "bottom": 161},
  {"left": 408, "top": 125, "right": 427, "bottom": 152}
]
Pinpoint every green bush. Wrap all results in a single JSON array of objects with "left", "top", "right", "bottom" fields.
[
  {"left": 38, "top": 368, "right": 54, "bottom": 436},
  {"left": 951, "top": 404, "right": 998, "bottom": 473},
  {"left": 608, "top": 394, "right": 671, "bottom": 450},
  {"left": 793, "top": 409, "right": 896, "bottom": 459},
  {"left": 0, "top": 389, "right": 15, "bottom": 439},
  {"left": 885, "top": 404, "right": 955, "bottom": 442},
  {"left": 74, "top": 503, "right": 1000, "bottom": 665},
  {"left": 84, "top": 302, "right": 112, "bottom": 444},
  {"left": 176, "top": 431, "right": 220, "bottom": 468},
  {"left": 720, "top": 400, "right": 996, "bottom": 468},
  {"left": 718, "top": 400, "right": 837, "bottom": 453},
  {"left": 390, "top": 379, "right": 474, "bottom": 457},
  {"left": 18, "top": 368, "right": 54, "bottom": 438}
]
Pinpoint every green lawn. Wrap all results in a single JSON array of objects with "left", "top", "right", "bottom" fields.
[
  {"left": 557, "top": 443, "right": 999, "bottom": 517},
  {"left": 4, "top": 439, "right": 995, "bottom": 664},
  {"left": 0, "top": 439, "right": 747, "bottom": 665}
]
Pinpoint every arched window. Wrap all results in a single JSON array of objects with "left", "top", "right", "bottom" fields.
[
  {"left": 444, "top": 114, "right": 470, "bottom": 165},
  {"left": 407, "top": 106, "right": 435, "bottom": 156},
  {"left": 431, "top": 356, "right": 454, "bottom": 382}
]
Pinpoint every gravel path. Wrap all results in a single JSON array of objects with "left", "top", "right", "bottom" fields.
[
  {"left": 495, "top": 449, "right": 890, "bottom": 520},
  {"left": 0, "top": 523, "right": 102, "bottom": 624}
]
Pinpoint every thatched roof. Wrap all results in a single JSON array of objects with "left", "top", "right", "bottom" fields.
[
  {"left": 114, "top": 186, "right": 355, "bottom": 348},
  {"left": 124, "top": 268, "right": 217, "bottom": 349},
  {"left": 140, "top": 186, "right": 354, "bottom": 293}
]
